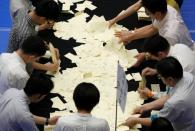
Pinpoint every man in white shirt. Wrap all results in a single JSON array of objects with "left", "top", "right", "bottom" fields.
[
  {"left": 54, "top": 82, "right": 110, "bottom": 131},
  {"left": 121, "top": 57, "right": 195, "bottom": 131},
  {"left": 114, "top": 0, "right": 193, "bottom": 49},
  {"left": 135, "top": 35, "right": 195, "bottom": 76},
  {"left": 0, "top": 73, "right": 57, "bottom": 131},
  {"left": 152, "top": 5, "right": 193, "bottom": 48},
  {"left": 134, "top": 35, "right": 195, "bottom": 99},
  {"left": 0, "top": 36, "right": 47, "bottom": 95}
]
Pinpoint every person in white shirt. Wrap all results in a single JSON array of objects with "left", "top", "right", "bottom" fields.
[
  {"left": 134, "top": 35, "right": 195, "bottom": 99},
  {"left": 121, "top": 57, "right": 195, "bottom": 131},
  {"left": 0, "top": 36, "right": 47, "bottom": 95},
  {"left": 114, "top": 0, "right": 193, "bottom": 49},
  {"left": 54, "top": 82, "right": 110, "bottom": 131},
  {"left": 108, "top": 0, "right": 180, "bottom": 29},
  {"left": 152, "top": 5, "right": 193, "bottom": 48},
  {"left": 0, "top": 73, "right": 58, "bottom": 131}
]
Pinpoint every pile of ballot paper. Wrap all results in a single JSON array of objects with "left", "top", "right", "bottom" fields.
[{"left": 47, "top": 1, "right": 144, "bottom": 131}]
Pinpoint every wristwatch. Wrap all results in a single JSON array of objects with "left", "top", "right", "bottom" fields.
[
  {"left": 45, "top": 118, "right": 49, "bottom": 125},
  {"left": 145, "top": 52, "right": 151, "bottom": 60}
]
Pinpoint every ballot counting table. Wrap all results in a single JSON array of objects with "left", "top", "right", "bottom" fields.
[{"left": 30, "top": 0, "right": 165, "bottom": 131}]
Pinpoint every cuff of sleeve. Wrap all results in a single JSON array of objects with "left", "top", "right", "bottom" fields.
[
  {"left": 35, "top": 25, "right": 39, "bottom": 32},
  {"left": 147, "top": 90, "right": 154, "bottom": 98},
  {"left": 150, "top": 114, "right": 159, "bottom": 121},
  {"left": 151, "top": 91, "right": 158, "bottom": 99},
  {"left": 45, "top": 118, "right": 49, "bottom": 125}
]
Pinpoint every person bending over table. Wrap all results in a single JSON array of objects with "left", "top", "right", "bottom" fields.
[
  {"left": 110, "top": 0, "right": 194, "bottom": 49},
  {"left": 121, "top": 57, "right": 195, "bottom": 131},
  {"left": 134, "top": 35, "right": 195, "bottom": 99}
]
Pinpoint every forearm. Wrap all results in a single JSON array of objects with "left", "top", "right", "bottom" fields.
[
  {"left": 114, "top": 0, "right": 142, "bottom": 23},
  {"left": 32, "top": 62, "right": 48, "bottom": 71},
  {"left": 130, "top": 25, "right": 158, "bottom": 40},
  {"left": 33, "top": 115, "right": 47, "bottom": 125},
  {"left": 135, "top": 118, "right": 152, "bottom": 127},
  {"left": 143, "top": 95, "right": 169, "bottom": 111}
]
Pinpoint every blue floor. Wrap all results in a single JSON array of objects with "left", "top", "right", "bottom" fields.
[{"left": 0, "top": 0, "right": 194, "bottom": 53}]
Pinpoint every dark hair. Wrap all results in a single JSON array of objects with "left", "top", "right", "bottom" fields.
[
  {"left": 144, "top": 35, "right": 170, "bottom": 56},
  {"left": 30, "top": 0, "right": 39, "bottom": 7},
  {"left": 35, "top": 0, "right": 61, "bottom": 20},
  {"left": 73, "top": 82, "right": 100, "bottom": 112},
  {"left": 21, "top": 36, "right": 47, "bottom": 57},
  {"left": 24, "top": 73, "right": 54, "bottom": 96},
  {"left": 156, "top": 56, "right": 183, "bottom": 79},
  {"left": 142, "top": 0, "right": 167, "bottom": 14},
  {"left": 151, "top": 117, "right": 174, "bottom": 131}
]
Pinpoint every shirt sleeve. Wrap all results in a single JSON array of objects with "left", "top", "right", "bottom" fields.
[
  {"left": 9, "top": 73, "right": 28, "bottom": 90},
  {"left": 152, "top": 91, "right": 167, "bottom": 99},
  {"left": 163, "top": 34, "right": 178, "bottom": 46},
  {"left": 54, "top": 121, "right": 63, "bottom": 131},
  {"left": 19, "top": 112, "right": 39, "bottom": 131},
  {"left": 158, "top": 100, "right": 184, "bottom": 122},
  {"left": 103, "top": 120, "right": 110, "bottom": 131}
]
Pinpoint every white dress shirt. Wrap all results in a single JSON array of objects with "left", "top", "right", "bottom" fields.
[
  {"left": 159, "top": 72, "right": 195, "bottom": 131},
  {"left": 168, "top": 44, "right": 195, "bottom": 76},
  {"left": 151, "top": 44, "right": 195, "bottom": 99},
  {"left": 153, "top": 6, "right": 194, "bottom": 48},
  {"left": 54, "top": 113, "right": 110, "bottom": 131},
  {"left": 0, "top": 52, "right": 29, "bottom": 95},
  {"left": 0, "top": 88, "right": 38, "bottom": 131}
]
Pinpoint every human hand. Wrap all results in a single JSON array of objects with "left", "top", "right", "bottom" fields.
[
  {"left": 39, "top": 20, "right": 55, "bottom": 31},
  {"left": 47, "top": 20, "right": 55, "bottom": 28},
  {"left": 45, "top": 62, "right": 59, "bottom": 72},
  {"left": 115, "top": 30, "right": 134, "bottom": 45},
  {"left": 142, "top": 67, "right": 157, "bottom": 76},
  {"left": 54, "top": 48, "right": 60, "bottom": 60},
  {"left": 121, "top": 117, "right": 138, "bottom": 128},
  {"left": 48, "top": 116, "right": 60, "bottom": 125},
  {"left": 138, "top": 87, "right": 152, "bottom": 99},
  {"left": 108, "top": 18, "right": 116, "bottom": 28},
  {"left": 132, "top": 105, "right": 147, "bottom": 114},
  {"left": 133, "top": 53, "right": 145, "bottom": 67}
]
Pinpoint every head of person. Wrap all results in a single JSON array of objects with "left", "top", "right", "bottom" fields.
[
  {"left": 24, "top": 72, "right": 54, "bottom": 103},
  {"left": 30, "top": 0, "right": 40, "bottom": 7},
  {"left": 156, "top": 56, "right": 183, "bottom": 87},
  {"left": 144, "top": 35, "right": 170, "bottom": 61},
  {"left": 73, "top": 82, "right": 100, "bottom": 113},
  {"left": 19, "top": 36, "right": 47, "bottom": 63},
  {"left": 151, "top": 117, "right": 174, "bottom": 131},
  {"left": 142, "top": 0, "right": 167, "bottom": 20},
  {"left": 34, "top": 0, "right": 61, "bottom": 24}
]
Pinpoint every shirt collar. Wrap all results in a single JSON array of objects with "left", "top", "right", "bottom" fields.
[
  {"left": 169, "top": 74, "right": 184, "bottom": 95},
  {"left": 77, "top": 113, "right": 92, "bottom": 118}
]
